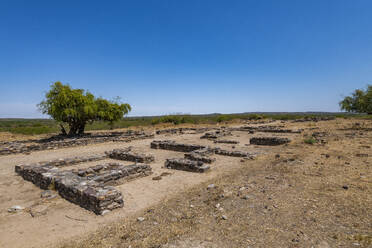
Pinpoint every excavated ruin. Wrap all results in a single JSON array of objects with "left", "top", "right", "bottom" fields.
[
  {"left": 107, "top": 148, "right": 155, "bottom": 163},
  {"left": 150, "top": 140, "right": 205, "bottom": 152},
  {"left": 165, "top": 158, "right": 210, "bottom": 173},
  {"left": 15, "top": 154, "right": 152, "bottom": 214},
  {"left": 250, "top": 137, "right": 291, "bottom": 146}
]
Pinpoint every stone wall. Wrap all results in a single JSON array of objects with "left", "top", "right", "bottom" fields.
[
  {"left": 213, "top": 148, "right": 254, "bottom": 158},
  {"left": 156, "top": 127, "right": 211, "bottom": 135},
  {"left": 107, "top": 149, "right": 155, "bottom": 163},
  {"left": 184, "top": 152, "right": 215, "bottom": 164},
  {"left": 214, "top": 140, "right": 239, "bottom": 144},
  {"left": 200, "top": 130, "right": 231, "bottom": 139},
  {"left": 151, "top": 140, "right": 205, "bottom": 152},
  {"left": 165, "top": 158, "right": 210, "bottom": 173},
  {"left": 236, "top": 126, "right": 302, "bottom": 133},
  {"left": 15, "top": 155, "right": 152, "bottom": 215},
  {"left": 250, "top": 137, "right": 291, "bottom": 146},
  {"left": 0, "top": 131, "right": 154, "bottom": 156}
]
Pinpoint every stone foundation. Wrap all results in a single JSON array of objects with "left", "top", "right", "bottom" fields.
[
  {"left": 250, "top": 137, "right": 291, "bottom": 146},
  {"left": 200, "top": 130, "right": 231, "bottom": 139},
  {"left": 0, "top": 131, "right": 154, "bottom": 156},
  {"left": 156, "top": 127, "right": 211, "bottom": 135},
  {"left": 214, "top": 140, "right": 239, "bottom": 144},
  {"left": 107, "top": 149, "right": 155, "bottom": 163},
  {"left": 237, "top": 126, "right": 302, "bottom": 133},
  {"left": 184, "top": 152, "right": 215, "bottom": 164},
  {"left": 151, "top": 140, "right": 205, "bottom": 152},
  {"left": 213, "top": 148, "right": 254, "bottom": 158},
  {"left": 165, "top": 158, "right": 210, "bottom": 173},
  {"left": 15, "top": 156, "right": 152, "bottom": 214}
]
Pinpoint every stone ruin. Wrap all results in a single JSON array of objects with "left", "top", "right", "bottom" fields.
[
  {"left": 236, "top": 125, "right": 302, "bottom": 134},
  {"left": 0, "top": 131, "right": 154, "bottom": 156},
  {"left": 151, "top": 140, "right": 205, "bottom": 152},
  {"left": 213, "top": 147, "right": 255, "bottom": 158},
  {"left": 15, "top": 152, "right": 152, "bottom": 215},
  {"left": 107, "top": 148, "right": 155, "bottom": 163},
  {"left": 165, "top": 158, "right": 210, "bottom": 173},
  {"left": 200, "top": 129, "right": 232, "bottom": 139},
  {"left": 184, "top": 151, "right": 216, "bottom": 164},
  {"left": 214, "top": 139, "right": 239, "bottom": 144},
  {"left": 250, "top": 137, "right": 291, "bottom": 146},
  {"left": 156, "top": 127, "right": 211, "bottom": 135}
]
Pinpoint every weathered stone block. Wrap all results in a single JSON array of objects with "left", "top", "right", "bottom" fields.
[
  {"left": 151, "top": 140, "right": 205, "bottom": 152},
  {"left": 165, "top": 158, "right": 210, "bottom": 173},
  {"left": 250, "top": 137, "right": 290, "bottom": 146}
]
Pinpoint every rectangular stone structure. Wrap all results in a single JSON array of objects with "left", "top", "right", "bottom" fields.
[
  {"left": 184, "top": 152, "right": 215, "bottom": 164},
  {"left": 165, "top": 158, "right": 210, "bottom": 173},
  {"left": 213, "top": 148, "right": 254, "bottom": 158},
  {"left": 214, "top": 140, "right": 239, "bottom": 144},
  {"left": 151, "top": 140, "right": 205, "bottom": 152},
  {"left": 250, "top": 137, "right": 290, "bottom": 146},
  {"left": 107, "top": 149, "right": 155, "bottom": 163},
  {"left": 15, "top": 159, "right": 152, "bottom": 215}
]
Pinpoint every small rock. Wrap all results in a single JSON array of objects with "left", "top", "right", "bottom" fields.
[
  {"left": 8, "top": 205, "right": 24, "bottom": 213},
  {"left": 207, "top": 184, "right": 215, "bottom": 189},
  {"left": 221, "top": 215, "right": 228, "bottom": 220},
  {"left": 152, "top": 176, "right": 162, "bottom": 180},
  {"left": 215, "top": 203, "right": 221, "bottom": 208},
  {"left": 137, "top": 217, "right": 145, "bottom": 222},
  {"left": 275, "top": 154, "right": 280, "bottom": 158},
  {"left": 242, "top": 195, "right": 251, "bottom": 200},
  {"left": 30, "top": 205, "right": 48, "bottom": 217},
  {"left": 40, "top": 190, "right": 56, "bottom": 199},
  {"left": 101, "top": 210, "right": 111, "bottom": 215},
  {"left": 342, "top": 185, "right": 349, "bottom": 190},
  {"left": 239, "top": 187, "right": 246, "bottom": 191}
]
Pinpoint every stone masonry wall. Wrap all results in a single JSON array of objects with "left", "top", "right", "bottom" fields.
[{"left": 151, "top": 140, "right": 205, "bottom": 152}]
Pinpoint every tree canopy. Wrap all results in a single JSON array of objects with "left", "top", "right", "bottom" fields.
[
  {"left": 38, "top": 82, "right": 131, "bottom": 135},
  {"left": 339, "top": 85, "right": 372, "bottom": 114}
]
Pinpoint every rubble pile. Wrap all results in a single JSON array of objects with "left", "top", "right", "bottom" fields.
[{"left": 165, "top": 158, "right": 210, "bottom": 173}]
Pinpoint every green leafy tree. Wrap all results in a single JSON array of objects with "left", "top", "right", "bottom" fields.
[
  {"left": 340, "top": 85, "right": 372, "bottom": 114},
  {"left": 38, "top": 82, "right": 131, "bottom": 135}
]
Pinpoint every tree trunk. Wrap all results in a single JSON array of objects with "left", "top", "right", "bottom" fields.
[
  {"left": 78, "top": 122, "right": 86, "bottom": 135},
  {"left": 59, "top": 124, "right": 67, "bottom": 136},
  {"left": 68, "top": 122, "right": 78, "bottom": 136}
]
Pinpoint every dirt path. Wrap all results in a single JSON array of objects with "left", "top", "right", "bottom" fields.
[{"left": 0, "top": 125, "right": 293, "bottom": 248}]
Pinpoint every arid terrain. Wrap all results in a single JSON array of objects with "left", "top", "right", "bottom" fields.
[{"left": 0, "top": 118, "right": 371, "bottom": 248}]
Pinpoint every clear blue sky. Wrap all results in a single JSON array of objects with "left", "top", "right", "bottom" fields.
[{"left": 1, "top": 0, "right": 372, "bottom": 117}]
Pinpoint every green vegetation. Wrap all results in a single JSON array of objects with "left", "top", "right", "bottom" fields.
[
  {"left": 0, "top": 112, "right": 369, "bottom": 136},
  {"left": 304, "top": 137, "right": 317, "bottom": 145},
  {"left": 340, "top": 84, "right": 372, "bottom": 114},
  {"left": 38, "top": 82, "right": 131, "bottom": 135}
]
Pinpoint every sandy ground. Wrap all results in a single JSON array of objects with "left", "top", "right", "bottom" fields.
[{"left": 0, "top": 122, "right": 297, "bottom": 248}]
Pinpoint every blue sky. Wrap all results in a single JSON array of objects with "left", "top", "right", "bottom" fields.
[{"left": 1, "top": 0, "right": 372, "bottom": 117}]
